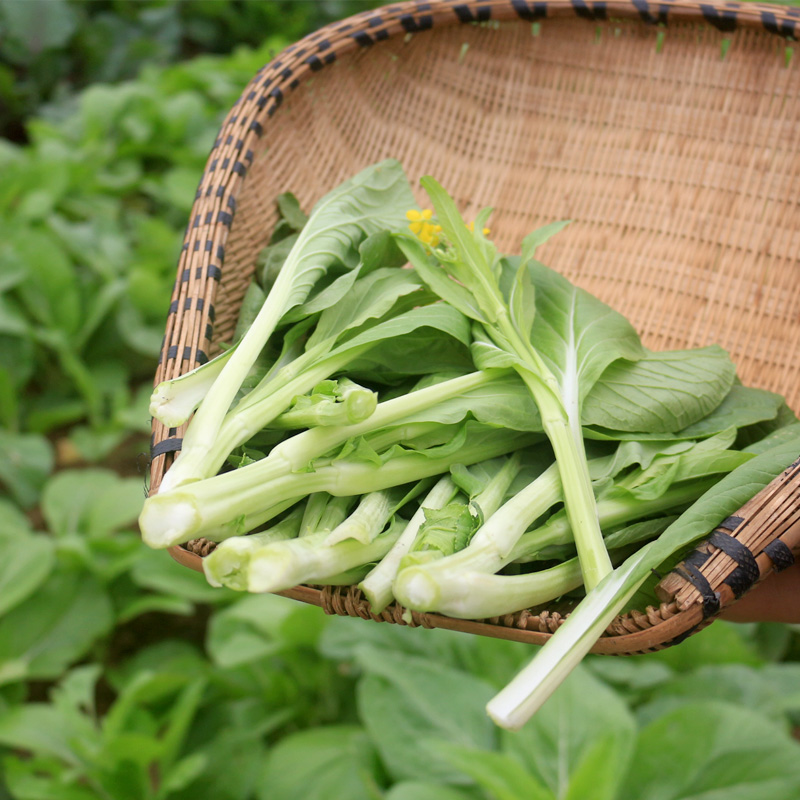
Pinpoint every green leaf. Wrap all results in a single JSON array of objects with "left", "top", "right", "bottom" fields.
[
  {"left": 355, "top": 645, "right": 496, "bottom": 783},
  {"left": 636, "top": 663, "right": 800, "bottom": 728},
  {"left": 358, "top": 228, "right": 408, "bottom": 272},
  {"left": 524, "top": 260, "right": 645, "bottom": 419},
  {"left": 620, "top": 702, "right": 800, "bottom": 800},
  {"left": 385, "top": 782, "right": 479, "bottom": 800},
  {"left": 519, "top": 220, "right": 571, "bottom": 264},
  {"left": 562, "top": 734, "right": 630, "bottom": 800},
  {"left": 276, "top": 191, "right": 308, "bottom": 231},
  {"left": 257, "top": 726, "right": 382, "bottom": 800},
  {"left": 0, "top": 526, "right": 55, "bottom": 617},
  {"left": 0, "top": 0, "right": 78, "bottom": 56},
  {"left": 500, "top": 666, "right": 636, "bottom": 796},
  {"left": 0, "top": 570, "right": 113, "bottom": 685},
  {"left": 397, "top": 233, "right": 490, "bottom": 324},
  {"left": 130, "top": 548, "right": 233, "bottom": 605},
  {"left": 340, "top": 302, "right": 474, "bottom": 378},
  {"left": 41, "top": 469, "right": 143, "bottom": 538},
  {"left": 431, "top": 742, "right": 555, "bottom": 800},
  {"left": 509, "top": 257, "right": 537, "bottom": 344},
  {"left": 582, "top": 346, "right": 737, "bottom": 433},
  {"left": 6, "top": 226, "right": 82, "bottom": 336},
  {"left": 0, "top": 429, "right": 54, "bottom": 508},
  {"left": 0, "top": 703, "right": 97, "bottom": 767},
  {"left": 642, "top": 622, "right": 765, "bottom": 673},
  {"left": 307, "top": 267, "right": 424, "bottom": 349}
]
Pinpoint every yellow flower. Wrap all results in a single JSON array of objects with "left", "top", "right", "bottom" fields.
[
  {"left": 466, "top": 221, "right": 491, "bottom": 236},
  {"left": 407, "top": 209, "right": 439, "bottom": 245}
]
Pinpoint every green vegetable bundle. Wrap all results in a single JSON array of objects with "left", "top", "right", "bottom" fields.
[{"left": 139, "top": 160, "right": 800, "bottom": 729}]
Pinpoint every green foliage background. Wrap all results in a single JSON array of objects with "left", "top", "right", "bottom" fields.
[{"left": 2, "top": 1, "right": 800, "bottom": 798}]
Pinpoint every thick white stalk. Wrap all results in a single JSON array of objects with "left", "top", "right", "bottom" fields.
[
  {"left": 324, "top": 491, "right": 394, "bottom": 546},
  {"left": 486, "top": 552, "right": 650, "bottom": 730},
  {"left": 359, "top": 476, "right": 458, "bottom": 613},
  {"left": 519, "top": 371, "right": 611, "bottom": 591},
  {"left": 398, "top": 559, "right": 584, "bottom": 619},
  {"left": 163, "top": 348, "right": 369, "bottom": 491},
  {"left": 247, "top": 524, "right": 404, "bottom": 593},
  {"left": 149, "top": 346, "right": 236, "bottom": 427}
]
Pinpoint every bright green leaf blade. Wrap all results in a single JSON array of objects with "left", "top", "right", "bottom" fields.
[
  {"left": 41, "top": 469, "right": 143, "bottom": 538},
  {"left": 523, "top": 260, "right": 645, "bottom": 420},
  {"left": 500, "top": 666, "right": 636, "bottom": 795},
  {"left": 355, "top": 645, "right": 496, "bottom": 784},
  {"left": 0, "top": 703, "right": 97, "bottom": 767},
  {"left": 520, "top": 220, "right": 571, "bottom": 264},
  {"left": 384, "top": 782, "right": 478, "bottom": 800},
  {"left": 582, "top": 346, "right": 737, "bottom": 433},
  {"left": 509, "top": 257, "right": 537, "bottom": 344},
  {"left": 397, "top": 233, "right": 490, "bottom": 323},
  {"left": 257, "top": 726, "right": 382, "bottom": 800},
  {"left": 0, "top": 529, "right": 55, "bottom": 617},
  {"left": 431, "top": 742, "right": 555, "bottom": 800},
  {"left": 308, "top": 267, "right": 424, "bottom": 348},
  {"left": 619, "top": 702, "right": 800, "bottom": 800},
  {"left": 0, "top": 571, "right": 113, "bottom": 686},
  {"left": 0, "top": 430, "right": 54, "bottom": 508}
]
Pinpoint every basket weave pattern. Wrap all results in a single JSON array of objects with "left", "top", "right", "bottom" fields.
[{"left": 152, "top": 0, "right": 800, "bottom": 653}]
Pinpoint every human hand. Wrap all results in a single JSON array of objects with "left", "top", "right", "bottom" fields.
[{"left": 720, "top": 562, "right": 800, "bottom": 623}]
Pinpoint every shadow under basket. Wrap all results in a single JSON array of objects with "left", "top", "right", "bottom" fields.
[{"left": 150, "top": 0, "right": 800, "bottom": 655}]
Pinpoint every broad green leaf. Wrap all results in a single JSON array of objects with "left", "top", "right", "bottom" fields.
[
  {"left": 355, "top": 645, "right": 496, "bottom": 783},
  {"left": 0, "top": 526, "right": 56, "bottom": 617},
  {"left": 341, "top": 302, "right": 474, "bottom": 378},
  {"left": 524, "top": 260, "right": 645, "bottom": 421},
  {"left": 0, "top": 0, "right": 78, "bottom": 55},
  {"left": 207, "top": 594, "right": 327, "bottom": 668},
  {"left": 0, "top": 570, "right": 113, "bottom": 685},
  {"left": 620, "top": 702, "right": 800, "bottom": 800},
  {"left": 397, "top": 233, "right": 490, "bottom": 324},
  {"left": 385, "top": 782, "right": 479, "bottom": 800},
  {"left": 234, "top": 281, "right": 268, "bottom": 342},
  {"left": 0, "top": 429, "right": 54, "bottom": 508},
  {"left": 282, "top": 265, "right": 363, "bottom": 323},
  {"left": 258, "top": 232, "right": 299, "bottom": 291},
  {"left": 276, "top": 191, "right": 308, "bottom": 230},
  {"left": 171, "top": 707, "right": 285, "bottom": 800},
  {"left": 157, "top": 679, "right": 207, "bottom": 775},
  {"left": 582, "top": 346, "right": 737, "bottom": 433},
  {"left": 176, "top": 160, "right": 415, "bottom": 482},
  {"left": 562, "top": 733, "right": 631, "bottom": 800},
  {"left": 500, "top": 666, "right": 636, "bottom": 795},
  {"left": 584, "top": 385, "right": 786, "bottom": 443},
  {"left": 41, "top": 469, "right": 143, "bottom": 538},
  {"left": 7, "top": 226, "right": 82, "bottom": 336},
  {"left": 641, "top": 622, "right": 765, "bottom": 673},
  {"left": 636, "top": 663, "right": 800, "bottom": 728},
  {"left": 307, "top": 267, "right": 424, "bottom": 349},
  {"left": 249, "top": 157, "right": 414, "bottom": 343},
  {"left": 257, "top": 726, "right": 381, "bottom": 800},
  {"left": 519, "top": 220, "right": 571, "bottom": 264},
  {"left": 130, "top": 549, "right": 233, "bottom": 605},
  {"left": 0, "top": 703, "right": 97, "bottom": 767},
  {"left": 358, "top": 227, "right": 408, "bottom": 272},
  {"left": 509, "top": 258, "right": 537, "bottom": 344},
  {"left": 159, "top": 752, "right": 208, "bottom": 796},
  {"left": 1, "top": 761, "right": 101, "bottom": 800},
  {"left": 432, "top": 742, "right": 555, "bottom": 800}
]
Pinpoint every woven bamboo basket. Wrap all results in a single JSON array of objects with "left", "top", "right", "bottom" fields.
[{"left": 151, "top": 0, "right": 800, "bottom": 655}]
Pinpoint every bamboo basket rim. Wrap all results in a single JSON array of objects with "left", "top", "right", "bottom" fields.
[{"left": 150, "top": 0, "right": 800, "bottom": 655}]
